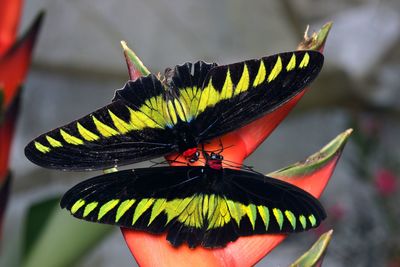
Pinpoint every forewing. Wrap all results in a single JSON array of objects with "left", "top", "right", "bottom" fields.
[
  {"left": 182, "top": 51, "right": 324, "bottom": 140},
  {"left": 25, "top": 75, "right": 176, "bottom": 171}
]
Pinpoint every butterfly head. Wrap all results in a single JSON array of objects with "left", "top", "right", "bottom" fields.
[
  {"left": 182, "top": 148, "right": 200, "bottom": 163},
  {"left": 206, "top": 152, "right": 223, "bottom": 170}
]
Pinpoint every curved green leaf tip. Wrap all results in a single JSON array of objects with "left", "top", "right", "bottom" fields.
[
  {"left": 120, "top": 41, "right": 150, "bottom": 78},
  {"left": 298, "top": 21, "right": 333, "bottom": 51},
  {"left": 290, "top": 229, "right": 333, "bottom": 267},
  {"left": 270, "top": 129, "right": 353, "bottom": 178},
  {"left": 22, "top": 199, "right": 112, "bottom": 267}
]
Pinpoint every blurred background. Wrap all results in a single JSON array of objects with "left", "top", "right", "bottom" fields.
[{"left": 1, "top": 0, "right": 400, "bottom": 266}]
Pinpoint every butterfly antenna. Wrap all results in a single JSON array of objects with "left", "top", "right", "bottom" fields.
[
  {"left": 220, "top": 158, "right": 261, "bottom": 174},
  {"left": 198, "top": 117, "right": 219, "bottom": 137},
  {"left": 166, "top": 159, "right": 190, "bottom": 165},
  {"left": 222, "top": 161, "right": 242, "bottom": 169},
  {"left": 203, "top": 144, "right": 235, "bottom": 154},
  {"left": 217, "top": 138, "right": 224, "bottom": 154},
  {"left": 166, "top": 153, "right": 191, "bottom": 166},
  {"left": 149, "top": 159, "right": 168, "bottom": 168},
  {"left": 149, "top": 153, "right": 189, "bottom": 167},
  {"left": 203, "top": 138, "right": 225, "bottom": 154}
]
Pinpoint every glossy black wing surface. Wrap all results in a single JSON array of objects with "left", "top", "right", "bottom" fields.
[
  {"left": 172, "top": 51, "right": 324, "bottom": 140},
  {"left": 61, "top": 167, "right": 326, "bottom": 248},
  {"left": 25, "top": 75, "right": 177, "bottom": 171}
]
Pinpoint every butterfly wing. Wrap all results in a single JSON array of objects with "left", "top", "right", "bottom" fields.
[
  {"left": 24, "top": 75, "right": 178, "bottom": 171},
  {"left": 172, "top": 51, "right": 323, "bottom": 140},
  {"left": 188, "top": 169, "right": 326, "bottom": 248},
  {"left": 209, "top": 169, "right": 326, "bottom": 245},
  {"left": 60, "top": 167, "right": 207, "bottom": 240},
  {"left": 61, "top": 166, "right": 325, "bottom": 248}
]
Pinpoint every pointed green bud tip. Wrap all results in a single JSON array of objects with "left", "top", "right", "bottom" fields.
[
  {"left": 290, "top": 229, "right": 334, "bottom": 267},
  {"left": 120, "top": 40, "right": 150, "bottom": 79},
  {"left": 297, "top": 21, "right": 333, "bottom": 51},
  {"left": 270, "top": 128, "right": 352, "bottom": 178},
  {"left": 103, "top": 167, "right": 118, "bottom": 174}
]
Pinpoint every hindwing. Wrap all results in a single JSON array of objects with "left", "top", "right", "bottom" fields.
[{"left": 61, "top": 167, "right": 326, "bottom": 248}]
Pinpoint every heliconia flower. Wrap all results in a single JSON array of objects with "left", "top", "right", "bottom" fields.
[
  {"left": 0, "top": 0, "right": 44, "bottom": 238},
  {"left": 0, "top": 10, "right": 44, "bottom": 112},
  {"left": 0, "top": 2, "right": 43, "bottom": 180},
  {"left": 117, "top": 22, "right": 350, "bottom": 266},
  {"left": 374, "top": 169, "right": 397, "bottom": 197}
]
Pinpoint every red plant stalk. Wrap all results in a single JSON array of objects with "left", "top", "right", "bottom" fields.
[{"left": 121, "top": 23, "right": 336, "bottom": 266}]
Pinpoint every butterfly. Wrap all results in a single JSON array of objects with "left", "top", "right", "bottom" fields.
[
  {"left": 25, "top": 50, "right": 323, "bottom": 170},
  {"left": 61, "top": 152, "right": 326, "bottom": 248}
]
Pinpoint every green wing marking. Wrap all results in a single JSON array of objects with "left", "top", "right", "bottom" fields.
[
  {"left": 273, "top": 208, "right": 284, "bottom": 230},
  {"left": 61, "top": 166, "right": 326, "bottom": 248}
]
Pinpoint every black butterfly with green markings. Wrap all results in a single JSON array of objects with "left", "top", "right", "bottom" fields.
[
  {"left": 25, "top": 50, "right": 323, "bottom": 170},
  {"left": 61, "top": 152, "right": 325, "bottom": 248}
]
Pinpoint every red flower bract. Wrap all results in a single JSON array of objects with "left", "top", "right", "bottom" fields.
[
  {"left": 120, "top": 23, "right": 341, "bottom": 266},
  {"left": 0, "top": 0, "right": 22, "bottom": 55},
  {"left": 0, "top": 10, "right": 43, "bottom": 181}
]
